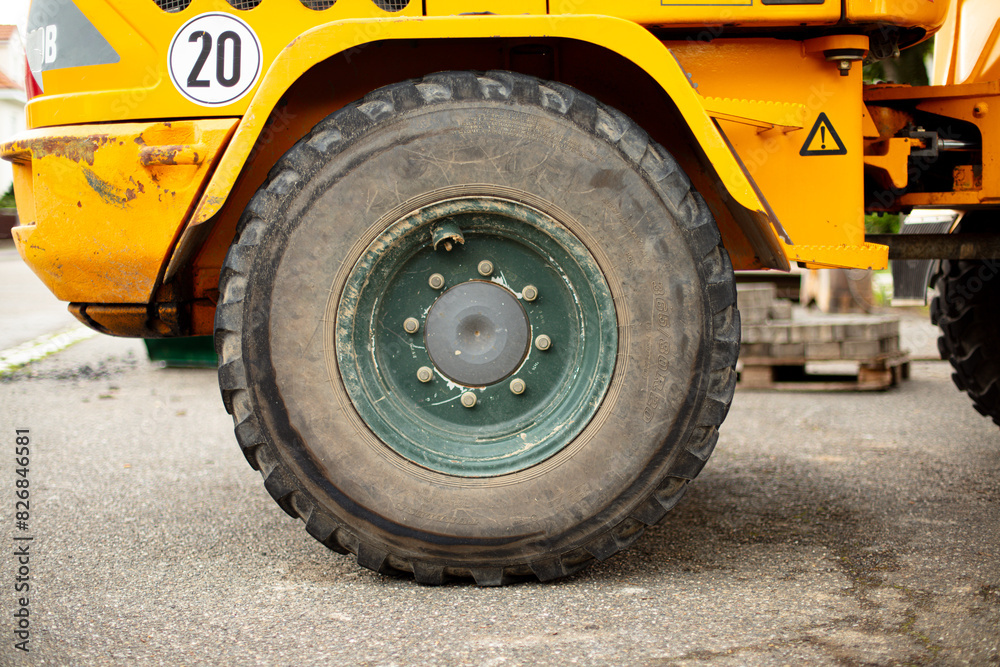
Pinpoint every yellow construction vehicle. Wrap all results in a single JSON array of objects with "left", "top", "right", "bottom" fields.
[{"left": 1, "top": 0, "right": 994, "bottom": 584}]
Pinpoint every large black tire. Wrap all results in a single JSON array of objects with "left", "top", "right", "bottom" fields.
[
  {"left": 215, "top": 71, "right": 739, "bottom": 585},
  {"left": 931, "top": 258, "right": 1000, "bottom": 425}
]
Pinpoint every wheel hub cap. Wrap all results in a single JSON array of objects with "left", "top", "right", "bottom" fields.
[
  {"left": 335, "top": 196, "right": 617, "bottom": 477},
  {"left": 425, "top": 282, "right": 530, "bottom": 386}
]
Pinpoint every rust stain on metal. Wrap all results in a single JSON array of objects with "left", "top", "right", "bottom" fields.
[
  {"left": 25, "top": 134, "right": 112, "bottom": 166},
  {"left": 83, "top": 167, "right": 133, "bottom": 208},
  {"left": 139, "top": 145, "right": 205, "bottom": 166},
  {"left": 141, "top": 146, "right": 182, "bottom": 166}
]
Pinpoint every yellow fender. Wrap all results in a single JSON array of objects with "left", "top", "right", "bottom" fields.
[{"left": 169, "top": 14, "right": 791, "bottom": 275}]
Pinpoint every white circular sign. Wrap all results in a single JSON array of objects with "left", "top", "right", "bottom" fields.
[{"left": 168, "top": 12, "right": 262, "bottom": 107}]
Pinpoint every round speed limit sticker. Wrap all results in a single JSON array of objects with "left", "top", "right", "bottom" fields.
[{"left": 168, "top": 13, "right": 263, "bottom": 107}]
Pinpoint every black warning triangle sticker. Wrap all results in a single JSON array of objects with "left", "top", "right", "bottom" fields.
[{"left": 800, "top": 112, "right": 847, "bottom": 156}]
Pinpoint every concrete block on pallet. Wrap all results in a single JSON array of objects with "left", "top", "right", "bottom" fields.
[
  {"left": 844, "top": 322, "right": 879, "bottom": 340},
  {"left": 740, "top": 343, "right": 770, "bottom": 357},
  {"left": 804, "top": 342, "right": 843, "bottom": 360},
  {"left": 736, "top": 284, "right": 776, "bottom": 310},
  {"left": 744, "top": 326, "right": 778, "bottom": 344},
  {"left": 768, "top": 300, "right": 793, "bottom": 321},
  {"left": 768, "top": 327, "right": 789, "bottom": 344},
  {"left": 840, "top": 318, "right": 897, "bottom": 341},
  {"left": 771, "top": 342, "right": 806, "bottom": 357},
  {"left": 881, "top": 320, "right": 900, "bottom": 339},
  {"left": 802, "top": 324, "right": 835, "bottom": 343},
  {"left": 741, "top": 305, "right": 770, "bottom": 325},
  {"left": 842, "top": 340, "right": 882, "bottom": 358},
  {"left": 881, "top": 336, "right": 900, "bottom": 354}
]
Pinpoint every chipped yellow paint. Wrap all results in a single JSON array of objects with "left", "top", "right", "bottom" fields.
[{"left": 0, "top": 119, "right": 238, "bottom": 302}]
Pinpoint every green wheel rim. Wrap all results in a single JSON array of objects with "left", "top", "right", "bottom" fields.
[{"left": 336, "top": 197, "right": 617, "bottom": 477}]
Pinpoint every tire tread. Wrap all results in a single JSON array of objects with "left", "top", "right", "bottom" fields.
[
  {"left": 931, "top": 258, "right": 1000, "bottom": 425},
  {"left": 214, "top": 71, "right": 740, "bottom": 585}
]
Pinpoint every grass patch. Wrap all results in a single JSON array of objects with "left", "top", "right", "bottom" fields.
[
  {"left": 865, "top": 213, "right": 901, "bottom": 234},
  {"left": 0, "top": 184, "right": 15, "bottom": 209}
]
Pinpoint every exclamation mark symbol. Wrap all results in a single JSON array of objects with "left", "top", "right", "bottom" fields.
[{"left": 821, "top": 125, "right": 826, "bottom": 149}]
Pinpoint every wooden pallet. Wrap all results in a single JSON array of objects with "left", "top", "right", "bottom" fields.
[{"left": 738, "top": 352, "right": 911, "bottom": 391}]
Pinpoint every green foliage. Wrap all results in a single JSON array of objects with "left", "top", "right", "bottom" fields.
[
  {"left": 865, "top": 213, "right": 901, "bottom": 234},
  {"left": 872, "top": 269, "right": 894, "bottom": 307},
  {"left": 864, "top": 38, "right": 934, "bottom": 85},
  {"left": 0, "top": 184, "right": 14, "bottom": 209}
]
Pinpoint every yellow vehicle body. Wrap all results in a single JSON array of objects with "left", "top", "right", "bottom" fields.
[{"left": 1, "top": 0, "right": 955, "bottom": 336}]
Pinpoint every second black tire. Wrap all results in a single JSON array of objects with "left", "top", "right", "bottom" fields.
[{"left": 932, "top": 258, "right": 1000, "bottom": 424}]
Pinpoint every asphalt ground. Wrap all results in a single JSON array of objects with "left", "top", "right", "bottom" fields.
[
  {"left": 0, "top": 242, "right": 79, "bottom": 350},
  {"left": 0, "top": 245, "right": 998, "bottom": 665}
]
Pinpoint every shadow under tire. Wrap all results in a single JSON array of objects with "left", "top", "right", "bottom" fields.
[
  {"left": 931, "top": 258, "right": 1000, "bottom": 425},
  {"left": 214, "top": 71, "right": 740, "bottom": 585}
]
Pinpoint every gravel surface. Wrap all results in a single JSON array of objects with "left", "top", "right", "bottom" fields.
[{"left": 0, "top": 331, "right": 998, "bottom": 666}]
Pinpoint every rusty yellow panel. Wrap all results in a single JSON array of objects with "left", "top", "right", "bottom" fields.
[
  {"left": 865, "top": 81, "right": 1000, "bottom": 209},
  {"left": 0, "top": 119, "right": 238, "bottom": 303},
  {"left": 674, "top": 37, "right": 881, "bottom": 267},
  {"left": 903, "top": 88, "right": 1000, "bottom": 205},
  {"left": 426, "top": 0, "right": 546, "bottom": 14}
]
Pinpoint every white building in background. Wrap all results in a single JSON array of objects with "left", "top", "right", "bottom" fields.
[
  {"left": 0, "top": 24, "right": 24, "bottom": 89},
  {"left": 0, "top": 25, "right": 26, "bottom": 198}
]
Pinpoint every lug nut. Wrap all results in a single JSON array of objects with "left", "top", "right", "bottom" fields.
[
  {"left": 477, "top": 260, "right": 494, "bottom": 277},
  {"left": 461, "top": 391, "right": 477, "bottom": 408},
  {"left": 535, "top": 334, "right": 552, "bottom": 351},
  {"left": 428, "top": 273, "right": 446, "bottom": 290},
  {"left": 509, "top": 378, "right": 526, "bottom": 395},
  {"left": 417, "top": 366, "right": 434, "bottom": 383},
  {"left": 403, "top": 317, "right": 420, "bottom": 334},
  {"left": 522, "top": 285, "right": 538, "bottom": 302}
]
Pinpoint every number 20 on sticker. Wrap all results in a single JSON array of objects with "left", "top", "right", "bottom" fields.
[{"left": 168, "top": 13, "right": 263, "bottom": 107}]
